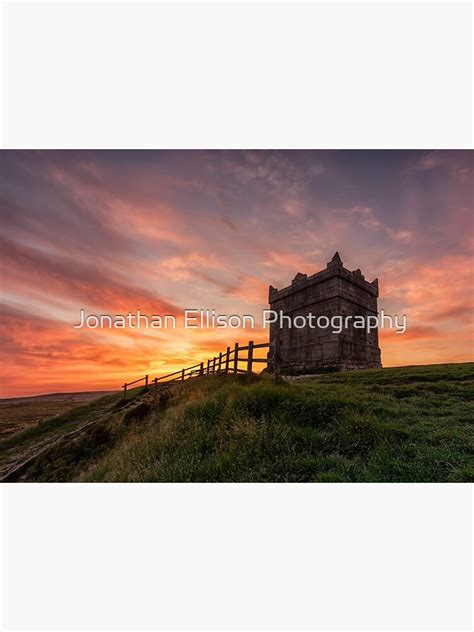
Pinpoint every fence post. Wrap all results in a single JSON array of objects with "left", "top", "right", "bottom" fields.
[
  {"left": 225, "top": 346, "right": 230, "bottom": 373},
  {"left": 123, "top": 383, "right": 127, "bottom": 398},
  {"left": 145, "top": 374, "right": 149, "bottom": 387},
  {"left": 218, "top": 352, "right": 222, "bottom": 373},
  {"left": 247, "top": 340, "right": 254, "bottom": 373},
  {"left": 213, "top": 357, "right": 216, "bottom": 373},
  {"left": 154, "top": 378, "right": 158, "bottom": 397},
  {"left": 181, "top": 368, "right": 185, "bottom": 381},
  {"left": 233, "top": 342, "right": 239, "bottom": 374},
  {"left": 207, "top": 358, "right": 211, "bottom": 374},
  {"left": 200, "top": 362, "right": 204, "bottom": 376}
]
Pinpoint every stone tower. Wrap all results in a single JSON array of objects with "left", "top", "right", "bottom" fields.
[{"left": 268, "top": 252, "right": 382, "bottom": 374}]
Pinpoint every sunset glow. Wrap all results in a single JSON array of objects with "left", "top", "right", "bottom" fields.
[{"left": 1, "top": 150, "right": 473, "bottom": 396}]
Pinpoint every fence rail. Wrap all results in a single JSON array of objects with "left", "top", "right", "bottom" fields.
[{"left": 121, "top": 339, "right": 281, "bottom": 396}]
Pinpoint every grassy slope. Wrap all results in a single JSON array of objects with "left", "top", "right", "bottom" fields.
[
  {"left": 1, "top": 364, "right": 472, "bottom": 482},
  {"left": 77, "top": 363, "right": 474, "bottom": 483}
]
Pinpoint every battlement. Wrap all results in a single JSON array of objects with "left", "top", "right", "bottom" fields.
[{"left": 269, "top": 252, "right": 379, "bottom": 303}]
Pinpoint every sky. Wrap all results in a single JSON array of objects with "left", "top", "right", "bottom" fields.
[{"left": 1, "top": 150, "right": 473, "bottom": 397}]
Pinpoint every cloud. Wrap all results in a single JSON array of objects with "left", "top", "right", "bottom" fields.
[
  {"left": 380, "top": 326, "right": 443, "bottom": 342},
  {"left": 225, "top": 275, "right": 269, "bottom": 305},
  {"left": 0, "top": 236, "right": 180, "bottom": 316}
]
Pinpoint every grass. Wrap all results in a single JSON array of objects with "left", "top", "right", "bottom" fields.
[
  {"left": 2, "top": 364, "right": 473, "bottom": 482},
  {"left": 81, "top": 363, "right": 473, "bottom": 483}
]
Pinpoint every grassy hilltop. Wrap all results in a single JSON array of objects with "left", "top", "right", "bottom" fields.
[{"left": 1, "top": 363, "right": 473, "bottom": 482}]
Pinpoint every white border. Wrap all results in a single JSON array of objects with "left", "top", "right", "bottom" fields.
[
  {"left": 1, "top": 1, "right": 472, "bottom": 148},
  {"left": 1, "top": 2, "right": 472, "bottom": 630},
  {"left": 1, "top": 484, "right": 473, "bottom": 630}
]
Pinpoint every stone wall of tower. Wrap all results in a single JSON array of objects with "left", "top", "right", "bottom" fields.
[{"left": 268, "top": 253, "right": 382, "bottom": 374}]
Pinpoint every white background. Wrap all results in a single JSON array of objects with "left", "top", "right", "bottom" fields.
[
  {"left": 0, "top": 1, "right": 473, "bottom": 630},
  {"left": 1, "top": 1, "right": 472, "bottom": 148},
  {"left": 2, "top": 485, "right": 473, "bottom": 629}
]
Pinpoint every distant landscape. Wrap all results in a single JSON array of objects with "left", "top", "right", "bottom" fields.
[
  {"left": 1, "top": 363, "right": 472, "bottom": 483},
  {"left": 0, "top": 391, "right": 114, "bottom": 439}
]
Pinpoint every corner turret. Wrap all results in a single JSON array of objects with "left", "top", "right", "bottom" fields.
[{"left": 327, "top": 251, "right": 343, "bottom": 268}]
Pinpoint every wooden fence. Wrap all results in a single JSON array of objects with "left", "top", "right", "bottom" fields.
[{"left": 122, "top": 339, "right": 280, "bottom": 397}]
